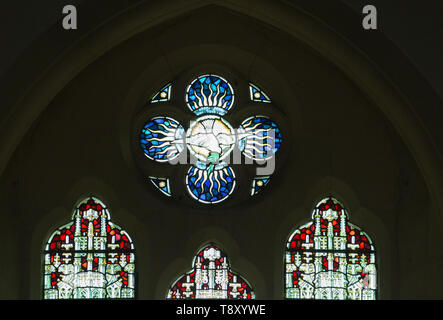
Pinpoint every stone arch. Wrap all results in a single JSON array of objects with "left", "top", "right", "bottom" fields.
[
  {"left": 29, "top": 177, "right": 147, "bottom": 299},
  {"left": 155, "top": 226, "right": 266, "bottom": 299},
  {"left": 1, "top": 1, "right": 441, "bottom": 219},
  {"left": 274, "top": 176, "right": 391, "bottom": 299}
]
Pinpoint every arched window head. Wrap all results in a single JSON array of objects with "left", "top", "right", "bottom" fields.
[
  {"left": 285, "top": 197, "right": 377, "bottom": 300},
  {"left": 43, "top": 197, "right": 136, "bottom": 299},
  {"left": 167, "top": 244, "right": 255, "bottom": 299}
]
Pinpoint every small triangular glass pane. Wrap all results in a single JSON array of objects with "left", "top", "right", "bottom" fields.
[
  {"left": 149, "top": 177, "right": 171, "bottom": 196},
  {"left": 251, "top": 176, "right": 271, "bottom": 196},
  {"left": 151, "top": 83, "right": 172, "bottom": 103},
  {"left": 249, "top": 83, "right": 271, "bottom": 103}
]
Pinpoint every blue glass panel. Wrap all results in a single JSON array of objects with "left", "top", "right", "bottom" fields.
[
  {"left": 186, "top": 162, "right": 236, "bottom": 204},
  {"left": 251, "top": 176, "right": 271, "bottom": 196},
  {"left": 149, "top": 177, "right": 171, "bottom": 196},
  {"left": 151, "top": 83, "right": 172, "bottom": 103},
  {"left": 186, "top": 75, "right": 234, "bottom": 116},
  {"left": 249, "top": 83, "right": 271, "bottom": 103},
  {"left": 238, "top": 116, "right": 282, "bottom": 160},
  {"left": 140, "top": 117, "right": 184, "bottom": 162}
]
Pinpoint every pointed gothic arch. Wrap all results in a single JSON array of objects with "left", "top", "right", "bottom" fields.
[
  {"left": 285, "top": 197, "right": 377, "bottom": 300},
  {"left": 167, "top": 243, "right": 255, "bottom": 299},
  {"left": 43, "top": 197, "right": 136, "bottom": 299}
]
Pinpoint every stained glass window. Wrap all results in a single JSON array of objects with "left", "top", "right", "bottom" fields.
[
  {"left": 251, "top": 176, "right": 270, "bottom": 196},
  {"left": 238, "top": 116, "right": 282, "bottom": 160},
  {"left": 249, "top": 83, "right": 271, "bottom": 103},
  {"left": 186, "top": 115, "right": 236, "bottom": 163},
  {"left": 186, "top": 162, "right": 236, "bottom": 204},
  {"left": 140, "top": 116, "right": 185, "bottom": 162},
  {"left": 149, "top": 177, "right": 171, "bottom": 197},
  {"left": 285, "top": 197, "right": 377, "bottom": 300},
  {"left": 186, "top": 74, "right": 234, "bottom": 116},
  {"left": 43, "top": 197, "right": 136, "bottom": 299},
  {"left": 138, "top": 74, "right": 283, "bottom": 204},
  {"left": 151, "top": 83, "right": 172, "bottom": 103},
  {"left": 167, "top": 244, "right": 255, "bottom": 299}
]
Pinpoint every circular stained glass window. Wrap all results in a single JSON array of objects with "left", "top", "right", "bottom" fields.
[{"left": 139, "top": 74, "right": 283, "bottom": 204}]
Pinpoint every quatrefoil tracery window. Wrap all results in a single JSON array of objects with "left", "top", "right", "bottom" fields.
[{"left": 139, "top": 74, "right": 283, "bottom": 204}]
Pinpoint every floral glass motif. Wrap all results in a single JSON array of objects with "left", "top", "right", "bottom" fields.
[
  {"left": 139, "top": 74, "right": 282, "bottom": 203},
  {"left": 167, "top": 244, "right": 255, "bottom": 299},
  {"left": 151, "top": 83, "right": 171, "bottom": 103},
  {"left": 249, "top": 83, "right": 271, "bottom": 103},
  {"left": 285, "top": 197, "right": 377, "bottom": 300},
  {"left": 43, "top": 197, "right": 136, "bottom": 299}
]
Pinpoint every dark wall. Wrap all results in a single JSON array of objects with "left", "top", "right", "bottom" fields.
[
  {"left": 2, "top": 1, "right": 443, "bottom": 98},
  {"left": 0, "top": 0, "right": 442, "bottom": 300}
]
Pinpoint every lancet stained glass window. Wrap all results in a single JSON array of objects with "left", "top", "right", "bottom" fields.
[
  {"left": 43, "top": 197, "right": 136, "bottom": 299},
  {"left": 138, "top": 74, "right": 282, "bottom": 203},
  {"left": 285, "top": 197, "right": 377, "bottom": 300},
  {"left": 167, "top": 244, "right": 255, "bottom": 299}
]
